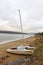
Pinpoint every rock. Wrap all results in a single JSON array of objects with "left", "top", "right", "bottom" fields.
[{"left": 4, "top": 57, "right": 31, "bottom": 65}]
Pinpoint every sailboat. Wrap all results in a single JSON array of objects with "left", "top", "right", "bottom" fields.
[{"left": 6, "top": 10, "right": 36, "bottom": 55}]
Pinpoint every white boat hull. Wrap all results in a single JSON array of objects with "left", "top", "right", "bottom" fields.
[{"left": 6, "top": 46, "right": 36, "bottom": 55}]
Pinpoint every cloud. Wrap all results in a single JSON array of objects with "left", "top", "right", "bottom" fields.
[
  {"left": 0, "top": 24, "right": 19, "bottom": 31},
  {"left": 0, "top": 0, "right": 43, "bottom": 32},
  {"left": 0, "top": 19, "right": 9, "bottom": 25}
]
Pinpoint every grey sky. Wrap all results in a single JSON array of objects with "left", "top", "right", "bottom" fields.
[{"left": 0, "top": 0, "right": 43, "bottom": 32}]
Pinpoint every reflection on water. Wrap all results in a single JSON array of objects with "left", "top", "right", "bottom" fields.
[{"left": 0, "top": 34, "right": 31, "bottom": 44}]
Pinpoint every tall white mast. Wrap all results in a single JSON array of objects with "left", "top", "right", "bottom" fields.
[{"left": 18, "top": 10, "right": 24, "bottom": 39}]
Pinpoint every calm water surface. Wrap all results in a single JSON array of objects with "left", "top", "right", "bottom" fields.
[{"left": 0, "top": 34, "right": 31, "bottom": 44}]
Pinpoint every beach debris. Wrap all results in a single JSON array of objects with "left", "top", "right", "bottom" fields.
[{"left": 0, "top": 55, "right": 10, "bottom": 65}]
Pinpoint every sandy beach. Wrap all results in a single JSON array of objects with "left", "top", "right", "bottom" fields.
[{"left": 0, "top": 35, "right": 43, "bottom": 65}]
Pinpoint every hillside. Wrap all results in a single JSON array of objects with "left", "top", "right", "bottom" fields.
[{"left": 0, "top": 35, "right": 43, "bottom": 65}]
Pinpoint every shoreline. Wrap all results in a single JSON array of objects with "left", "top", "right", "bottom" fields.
[
  {"left": 0, "top": 39, "right": 21, "bottom": 45},
  {"left": 0, "top": 35, "right": 33, "bottom": 45},
  {"left": 0, "top": 37, "right": 31, "bottom": 45}
]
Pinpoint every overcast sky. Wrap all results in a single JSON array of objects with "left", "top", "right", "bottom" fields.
[{"left": 0, "top": 0, "right": 43, "bottom": 32}]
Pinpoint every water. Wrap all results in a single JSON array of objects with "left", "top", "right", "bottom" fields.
[{"left": 0, "top": 34, "right": 31, "bottom": 45}]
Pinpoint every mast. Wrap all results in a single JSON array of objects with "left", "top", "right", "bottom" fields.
[{"left": 18, "top": 10, "right": 24, "bottom": 41}]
